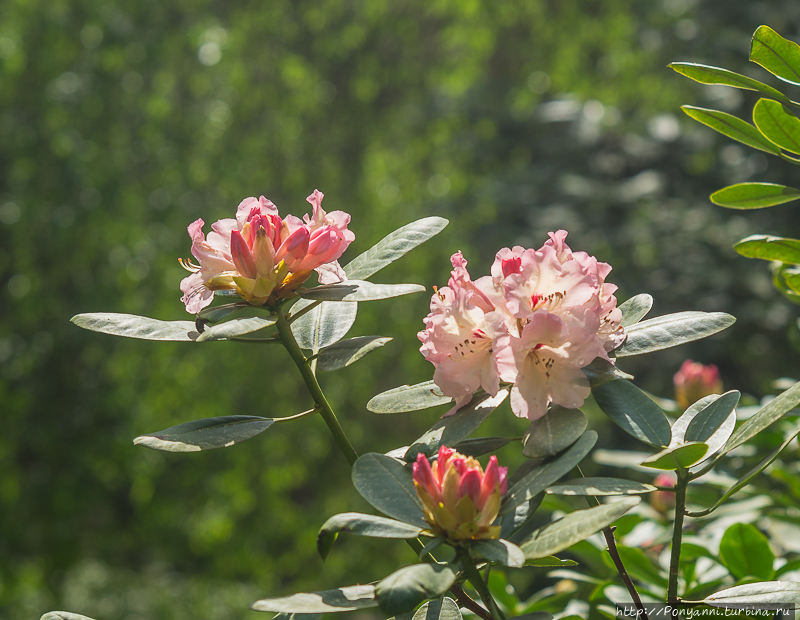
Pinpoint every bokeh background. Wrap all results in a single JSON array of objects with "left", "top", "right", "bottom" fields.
[{"left": 3, "top": 0, "right": 800, "bottom": 618}]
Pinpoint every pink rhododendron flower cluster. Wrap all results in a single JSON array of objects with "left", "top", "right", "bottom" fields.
[
  {"left": 673, "top": 360, "right": 722, "bottom": 410},
  {"left": 180, "top": 190, "right": 354, "bottom": 313},
  {"left": 419, "top": 231, "right": 624, "bottom": 420},
  {"left": 412, "top": 446, "right": 508, "bottom": 541}
]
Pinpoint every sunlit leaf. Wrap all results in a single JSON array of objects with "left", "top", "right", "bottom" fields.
[
  {"left": 719, "top": 523, "right": 775, "bottom": 581},
  {"left": 133, "top": 416, "right": 274, "bottom": 452},
  {"left": 301, "top": 280, "right": 425, "bottom": 302},
  {"left": 71, "top": 313, "right": 198, "bottom": 341},
  {"left": 703, "top": 581, "right": 800, "bottom": 606},
  {"left": 618, "top": 294, "right": 653, "bottom": 327},
  {"left": 317, "top": 513, "right": 424, "bottom": 560},
  {"left": 614, "top": 311, "right": 735, "bottom": 357},
  {"left": 471, "top": 539, "right": 525, "bottom": 568},
  {"left": 523, "top": 556, "right": 578, "bottom": 568},
  {"left": 522, "top": 406, "right": 587, "bottom": 459},
  {"left": 750, "top": 25, "right": 800, "bottom": 86},
  {"left": 406, "top": 598, "right": 461, "bottom": 620},
  {"left": 681, "top": 106, "right": 781, "bottom": 155},
  {"left": 735, "top": 234, "right": 800, "bottom": 263},
  {"left": 640, "top": 442, "right": 708, "bottom": 470},
  {"left": 197, "top": 302, "right": 246, "bottom": 323},
  {"left": 753, "top": 98, "right": 800, "bottom": 154},
  {"left": 250, "top": 585, "right": 378, "bottom": 613},
  {"left": 291, "top": 300, "right": 357, "bottom": 352},
  {"left": 546, "top": 477, "right": 656, "bottom": 496},
  {"left": 375, "top": 564, "right": 457, "bottom": 615},
  {"left": 670, "top": 393, "right": 737, "bottom": 461},
  {"left": 41, "top": 614, "right": 97, "bottom": 620},
  {"left": 196, "top": 316, "right": 277, "bottom": 342},
  {"left": 316, "top": 336, "right": 392, "bottom": 372},
  {"left": 669, "top": 62, "right": 791, "bottom": 102},
  {"left": 593, "top": 380, "right": 671, "bottom": 447},
  {"left": 712, "top": 183, "right": 800, "bottom": 210},
  {"left": 367, "top": 381, "right": 453, "bottom": 414},
  {"left": 724, "top": 380, "right": 800, "bottom": 453},
  {"left": 581, "top": 358, "right": 634, "bottom": 387},
  {"left": 351, "top": 453, "right": 427, "bottom": 528}
]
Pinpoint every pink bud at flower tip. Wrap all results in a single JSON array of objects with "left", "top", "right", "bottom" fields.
[{"left": 674, "top": 360, "right": 723, "bottom": 410}]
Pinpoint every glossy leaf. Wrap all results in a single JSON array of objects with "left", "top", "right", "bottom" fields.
[
  {"left": 344, "top": 217, "right": 449, "bottom": 280},
  {"left": 614, "top": 311, "right": 735, "bottom": 358},
  {"left": 196, "top": 316, "right": 277, "bottom": 342},
  {"left": 452, "top": 436, "right": 514, "bottom": 457},
  {"left": 501, "top": 431, "right": 597, "bottom": 516},
  {"left": 71, "top": 313, "right": 198, "bottom": 341},
  {"left": 471, "top": 539, "right": 525, "bottom": 568},
  {"left": 404, "top": 391, "right": 508, "bottom": 461},
  {"left": 712, "top": 183, "right": 800, "bottom": 209},
  {"left": 640, "top": 442, "right": 708, "bottom": 470},
  {"left": 408, "top": 598, "right": 461, "bottom": 620},
  {"left": 317, "top": 513, "right": 424, "bottom": 560},
  {"left": 522, "top": 406, "right": 587, "bottom": 458},
  {"left": 724, "top": 380, "right": 800, "bottom": 453},
  {"left": 351, "top": 453, "right": 427, "bottom": 528},
  {"left": 197, "top": 302, "right": 246, "bottom": 323},
  {"left": 133, "top": 416, "right": 274, "bottom": 452},
  {"left": 291, "top": 300, "right": 357, "bottom": 352},
  {"left": 736, "top": 234, "right": 800, "bottom": 263},
  {"left": 523, "top": 556, "right": 578, "bottom": 568},
  {"left": 719, "top": 523, "right": 775, "bottom": 581},
  {"left": 753, "top": 98, "right": 800, "bottom": 154},
  {"left": 581, "top": 358, "right": 634, "bottom": 387},
  {"left": 593, "top": 380, "right": 671, "bottom": 447},
  {"left": 751, "top": 25, "right": 800, "bottom": 86},
  {"left": 681, "top": 106, "right": 781, "bottom": 155},
  {"left": 375, "top": 564, "right": 457, "bottom": 615},
  {"left": 703, "top": 581, "right": 800, "bottom": 605},
  {"left": 546, "top": 477, "right": 656, "bottom": 496},
  {"left": 250, "top": 585, "right": 378, "bottom": 613},
  {"left": 618, "top": 294, "right": 653, "bottom": 328},
  {"left": 301, "top": 280, "right": 425, "bottom": 302},
  {"left": 685, "top": 390, "right": 740, "bottom": 443},
  {"left": 519, "top": 497, "right": 640, "bottom": 559},
  {"left": 316, "top": 336, "right": 392, "bottom": 372},
  {"left": 367, "top": 380, "right": 453, "bottom": 414},
  {"left": 501, "top": 492, "right": 545, "bottom": 544},
  {"left": 669, "top": 62, "right": 791, "bottom": 103},
  {"left": 41, "top": 614, "right": 97, "bottom": 620}
]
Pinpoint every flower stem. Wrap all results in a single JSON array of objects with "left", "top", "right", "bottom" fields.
[
  {"left": 667, "top": 469, "right": 689, "bottom": 606},
  {"left": 275, "top": 306, "right": 358, "bottom": 465},
  {"left": 461, "top": 556, "right": 506, "bottom": 620}
]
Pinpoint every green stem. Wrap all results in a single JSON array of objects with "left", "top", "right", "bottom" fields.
[
  {"left": 667, "top": 469, "right": 689, "bottom": 606},
  {"left": 461, "top": 556, "right": 505, "bottom": 620},
  {"left": 275, "top": 307, "right": 358, "bottom": 465}
]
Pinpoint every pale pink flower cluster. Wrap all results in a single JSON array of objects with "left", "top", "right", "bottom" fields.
[
  {"left": 180, "top": 190, "right": 354, "bottom": 313},
  {"left": 418, "top": 231, "right": 624, "bottom": 420}
]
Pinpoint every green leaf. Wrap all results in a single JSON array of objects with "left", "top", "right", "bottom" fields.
[
  {"left": 719, "top": 523, "right": 775, "bottom": 581},
  {"left": 753, "top": 98, "right": 800, "bottom": 154},
  {"left": 685, "top": 391, "right": 740, "bottom": 443},
  {"left": 615, "top": 545, "right": 668, "bottom": 588},
  {"left": 751, "top": 25, "right": 800, "bottom": 86},
  {"left": 501, "top": 431, "right": 597, "bottom": 516},
  {"left": 680, "top": 543, "right": 718, "bottom": 563},
  {"left": 724, "top": 380, "right": 800, "bottom": 453},
  {"left": 523, "top": 556, "right": 578, "bottom": 568},
  {"left": 640, "top": 442, "right": 708, "bottom": 470},
  {"left": 614, "top": 311, "right": 736, "bottom": 358},
  {"left": 471, "top": 539, "right": 525, "bottom": 568},
  {"left": 452, "top": 436, "right": 513, "bottom": 457},
  {"left": 196, "top": 316, "right": 277, "bottom": 342},
  {"left": 522, "top": 406, "right": 587, "bottom": 459},
  {"left": 502, "top": 492, "right": 545, "bottom": 544},
  {"left": 581, "top": 358, "right": 634, "bottom": 387},
  {"left": 344, "top": 217, "right": 449, "bottom": 280},
  {"left": 681, "top": 106, "right": 781, "bottom": 155},
  {"left": 703, "top": 581, "right": 800, "bottom": 605},
  {"left": 618, "top": 294, "right": 653, "bottom": 328},
  {"left": 301, "top": 280, "right": 425, "bottom": 302},
  {"left": 403, "top": 598, "right": 462, "bottom": 620},
  {"left": 712, "top": 183, "right": 800, "bottom": 210},
  {"left": 41, "top": 614, "right": 97, "bottom": 620},
  {"left": 351, "top": 453, "right": 427, "bottom": 528},
  {"left": 735, "top": 234, "right": 800, "bottom": 263},
  {"left": 271, "top": 613, "right": 321, "bottom": 620},
  {"left": 519, "top": 497, "right": 640, "bottom": 560},
  {"left": 375, "top": 564, "right": 457, "bottom": 615},
  {"left": 250, "top": 585, "right": 378, "bottom": 613},
  {"left": 71, "top": 313, "right": 199, "bottom": 341},
  {"left": 133, "top": 415, "right": 274, "bottom": 452},
  {"left": 291, "top": 300, "right": 357, "bottom": 352},
  {"left": 404, "top": 391, "right": 508, "bottom": 461},
  {"left": 546, "top": 477, "right": 656, "bottom": 496},
  {"left": 367, "top": 381, "right": 453, "bottom": 414},
  {"left": 196, "top": 302, "right": 246, "bottom": 323},
  {"left": 316, "top": 336, "right": 392, "bottom": 372},
  {"left": 592, "top": 380, "right": 671, "bottom": 447},
  {"left": 317, "top": 513, "right": 424, "bottom": 560},
  {"left": 669, "top": 62, "right": 791, "bottom": 103}
]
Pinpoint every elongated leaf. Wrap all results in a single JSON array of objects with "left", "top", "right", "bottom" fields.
[
  {"left": 41, "top": 614, "right": 97, "bottom": 620},
  {"left": 250, "top": 585, "right": 378, "bottom": 613},
  {"left": 404, "top": 391, "right": 508, "bottom": 461},
  {"left": 751, "top": 25, "right": 800, "bottom": 86},
  {"left": 581, "top": 358, "right": 634, "bottom": 387},
  {"left": 522, "top": 406, "right": 587, "bottom": 459},
  {"left": 724, "top": 380, "right": 800, "bottom": 453},
  {"left": 452, "top": 436, "right": 513, "bottom": 457},
  {"left": 196, "top": 316, "right": 277, "bottom": 342},
  {"left": 681, "top": 106, "right": 781, "bottom": 155},
  {"left": 614, "top": 311, "right": 735, "bottom": 358},
  {"left": 546, "top": 477, "right": 656, "bottom": 496},
  {"left": 290, "top": 300, "right": 357, "bottom": 352},
  {"left": 502, "top": 491, "right": 545, "bottom": 544},
  {"left": 592, "top": 380, "right": 671, "bottom": 447},
  {"left": 344, "top": 217, "right": 449, "bottom": 281},
  {"left": 615, "top": 545, "right": 668, "bottom": 588},
  {"left": 671, "top": 394, "right": 736, "bottom": 461},
  {"left": 197, "top": 302, "right": 246, "bottom": 323},
  {"left": 736, "top": 234, "right": 800, "bottom": 263},
  {"left": 471, "top": 539, "right": 525, "bottom": 568},
  {"left": 719, "top": 523, "right": 775, "bottom": 581},
  {"left": 271, "top": 613, "right": 320, "bottom": 620},
  {"left": 71, "top": 313, "right": 199, "bottom": 341},
  {"left": 524, "top": 556, "right": 578, "bottom": 568},
  {"left": 375, "top": 564, "right": 457, "bottom": 615},
  {"left": 501, "top": 431, "right": 597, "bottom": 516},
  {"left": 317, "top": 336, "right": 392, "bottom": 372},
  {"left": 703, "top": 581, "right": 800, "bottom": 606},
  {"left": 317, "top": 513, "right": 424, "bottom": 560},
  {"left": 368, "top": 381, "right": 453, "bottom": 414},
  {"left": 753, "top": 98, "right": 800, "bottom": 154},
  {"left": 133, "top": 416, "right": 274, "bottom": 452},
  {"left": 351, "top": 453, "right": 427, "bottom": 528},
  {"left": 712, "top": 183, "right": 800, "bottom": 210},
  {"left": 407, "top": 598, "right": 461, "bottom": 620},
  {"left": 669, "top": 62, "right": 791, "bottom": 103},
  {"left": 619, "top": 294, "right": 653, "bottom": 327},
  {"left": 685, "top": 391, "right": 740, "bottom": 443},
  {"left": 640, "top": 442, "right": 708, "bottom": 470},
  {"left": 520, "top": 497, "right": 640, "bottom": 559},
  {"left": 302, "top": 280, "right": 425, "bottom": 302}
]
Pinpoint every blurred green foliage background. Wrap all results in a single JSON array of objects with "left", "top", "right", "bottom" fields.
[{"left": 3, "top": 0, "right": 800, "bottom": 618}]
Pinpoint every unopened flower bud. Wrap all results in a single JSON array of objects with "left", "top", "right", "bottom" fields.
[{"left": 674, "top": 360, "right": 723, "bottom": 410}]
